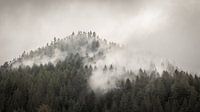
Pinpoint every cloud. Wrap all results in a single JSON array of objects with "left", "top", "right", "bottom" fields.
[
  {"left": 12, "top": 48, "right": 68, "bottom": 68},
  {"left": 0, "top": 0, "right": 200, "bottom": 74}
]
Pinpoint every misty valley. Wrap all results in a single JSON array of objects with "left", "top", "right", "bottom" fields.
[{"left": 0, "top": 31, "right": 200, "bottom": 112}]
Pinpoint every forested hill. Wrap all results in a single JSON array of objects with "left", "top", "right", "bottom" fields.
[
  {"left": 0, "top": 31, "right": 200, "bottom": 112},
  {"left": 9, "top": 31, "right": 121, "bottom": 68},
  {"left": 6, "top": 31, "right": 175, "bottom": 75}
]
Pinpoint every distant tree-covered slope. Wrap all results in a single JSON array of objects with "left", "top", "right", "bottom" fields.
[
  {"left": 10, "top": 31, "right": 120, "bottom": 68},
  {"left": 1, "top": 31, "right": 198, "bottom": 112}
]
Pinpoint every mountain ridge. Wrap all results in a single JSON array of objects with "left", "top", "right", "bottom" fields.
[
  {"left": 9, "top": 31, "right": 120, "bottom": 68},
  {"left": 5, "top": 31, "right": 177, "bottom": 75}
]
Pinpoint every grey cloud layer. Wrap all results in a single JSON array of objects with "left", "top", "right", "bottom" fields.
[{"left": 0, "top": 0, "right": 200, "bottom": 73}]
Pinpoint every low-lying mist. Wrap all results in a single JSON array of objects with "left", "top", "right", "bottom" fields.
[
  {"left": 89, "top": 45, "right": 177, "bottom": 93},
  {"left": 9, "top": 32, "right": 177, "bottom": 93}
]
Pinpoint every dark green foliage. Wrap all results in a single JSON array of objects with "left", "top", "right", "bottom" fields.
[
  {"left": 0, "top": 54, "right": 90, "bottom": 112},
  {"left": 1, "top": 55, "right": 200, "bottom": 112}
]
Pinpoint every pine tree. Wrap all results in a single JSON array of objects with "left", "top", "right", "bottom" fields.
[{"left": 152, "top": 96, "right": 164, "bottom": 112}]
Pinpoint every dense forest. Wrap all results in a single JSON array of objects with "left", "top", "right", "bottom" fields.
[
  {"left": 1, "top": 54, "right": 200, "bottom": 112},
  {"left": 0, "top": 32, "right": 200, "bottom": 112}
]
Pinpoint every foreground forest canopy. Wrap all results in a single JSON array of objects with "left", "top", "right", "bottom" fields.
[
  {"left": 1, "top": 55, "right": 200, "bottom": 112},
  {"left": 0, "top": 31, "right": 200, "bottom": 112}
]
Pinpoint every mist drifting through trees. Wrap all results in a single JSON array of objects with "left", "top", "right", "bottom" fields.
[
  {"left": 0, "top": 0, "right": 200, "bottom": 112},
  {"left": 0, "top": 31, "right": 200, "bottom": 112}
]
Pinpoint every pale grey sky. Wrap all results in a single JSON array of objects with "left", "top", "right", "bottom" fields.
[{"left": 0, "top": 0, "right": 200, "bottom": 73}]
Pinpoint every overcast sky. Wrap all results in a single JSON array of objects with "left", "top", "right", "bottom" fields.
[{"left": 0, "top": 0, "right": 200, "bottom": 73}]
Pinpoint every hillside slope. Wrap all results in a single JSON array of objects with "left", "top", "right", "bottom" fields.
[
  {"left": 1, "top": 31, "right": 200, "bottom": 112},
  {"left": 9, "top": 31, "right": 176, "bottom": 74},
  {"left": 10, "top": 31, "right": 120, "bottom": 68}
]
